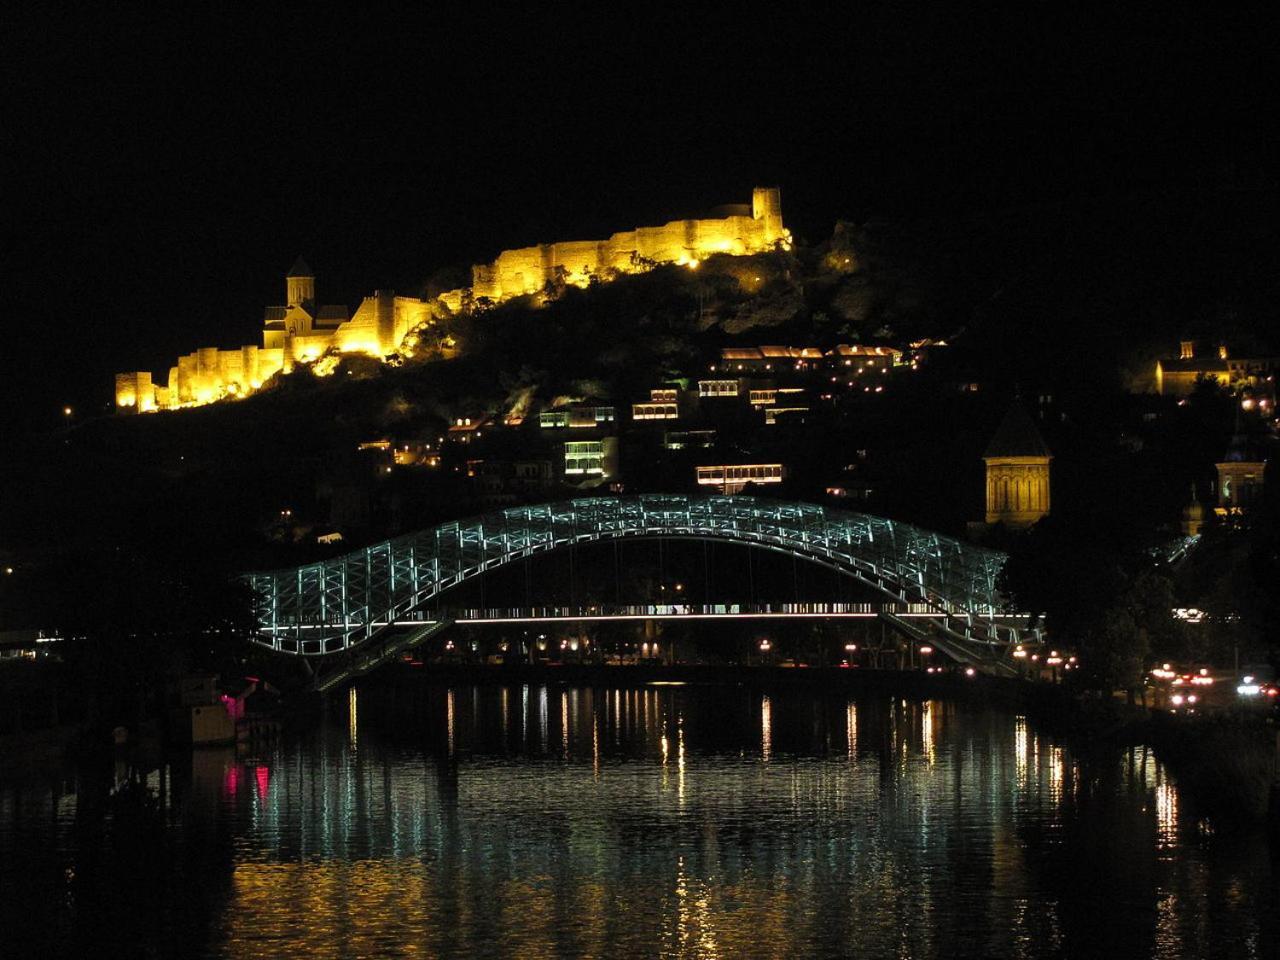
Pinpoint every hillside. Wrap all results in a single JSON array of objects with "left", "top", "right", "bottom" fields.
[{"left": 2, "top": 190, "right": 1275, "bottom": 588}]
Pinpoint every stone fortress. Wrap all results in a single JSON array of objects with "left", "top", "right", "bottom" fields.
[{"left": 115, "top": 188, "right": 789, "bottom": 413}]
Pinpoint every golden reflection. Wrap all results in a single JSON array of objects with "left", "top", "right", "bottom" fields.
[
  {"left": 921, "top": 701, "right": 935, "bottom": 764},
  {"left": 446, "top": 689, "right": 456, "bottom": 756},
  {"left": 500, "top": 686, "right": 509, "bottom": 744},
  {"left": 538, "top": 686, "right": 548, "bottom": 751},
  {"left": 1156, "top": 776, "right": 1179, "bottom": 849},
  {"left": 846, "top": 702, "right": 857, "bottom": 758},
  {"left": 347, "top": 686, "right": 358, "bottom": 749},
  {"left": 561, "top": 690, "right": 570, "bottom": 757},
  {"left": 593, "top": 712, "right": 600, "bottom": 779},
  {"left": 221, "top": 859, "right": 837, "bottom": 959},
  {"left": 1014, "top": 716, "right": 1028, "bottom": 783},
  {"left": 613, "top": 689, "right": 621, "bottom": 743},
  {"left": 673, "top": 855, "right": 722, "bottom": 957},
  {"left": 677, "top": 723, "right": 686, "bottom": 804},
  {"left": 1050, "top": 746, "right": 1064, "bottom": 799},
  {"left": 761, "top": 695, "right": 773, "bottom": 762}
]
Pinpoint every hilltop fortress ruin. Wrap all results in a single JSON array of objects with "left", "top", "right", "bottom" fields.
[{"left": 115, "top": 188, "right": 789, "bottom": 412}]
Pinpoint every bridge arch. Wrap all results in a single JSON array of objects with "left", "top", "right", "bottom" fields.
[{"left": 246, "top": 494, "right": 1031, "bottom": 658}]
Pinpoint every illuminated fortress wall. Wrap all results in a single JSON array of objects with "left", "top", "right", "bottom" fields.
[
  {"left": 115, "top": 189, "right": 786, "bottom": 413},
  {"left": 455, "top": 187, "right": 788, "bottom": 306},
  {"left": 115, "top": 264, "right": 440, "bottom": 412}
]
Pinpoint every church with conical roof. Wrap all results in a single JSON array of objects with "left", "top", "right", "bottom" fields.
[
  {"left": 983, "top": 400, "right": 1052, "bottom": 528},
  {"left": 1215, "top": 410, "right": 1270, "bottom": 517}
]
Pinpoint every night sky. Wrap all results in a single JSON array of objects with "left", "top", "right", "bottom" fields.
[{"left": 3, "top": 8, "right": 1272, "bottom": 432}]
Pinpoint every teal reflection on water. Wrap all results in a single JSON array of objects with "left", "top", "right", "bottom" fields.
[{"left": 0, "top": 684, "right": 1275, "bottom": 959}]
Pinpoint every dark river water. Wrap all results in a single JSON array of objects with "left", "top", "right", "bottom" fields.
[{"left": 1, "top": 682, "right": 1276, "bottom": 958}]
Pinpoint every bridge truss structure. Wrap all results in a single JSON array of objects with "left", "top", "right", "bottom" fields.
[{"left": 246, "top": 495, "right": 1040, "bottom": 674}]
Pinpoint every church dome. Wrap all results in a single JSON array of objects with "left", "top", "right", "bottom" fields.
[{"left": 985, "top": 401, "right": 1051, "bottom": 459}]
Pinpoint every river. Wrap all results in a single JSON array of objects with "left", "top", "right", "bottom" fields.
[{"left": 1, "top": 682, "right": 1275, "bottom": 958}]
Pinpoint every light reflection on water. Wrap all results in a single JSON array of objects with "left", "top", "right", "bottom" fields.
[{"left": 1, "top": 683, "right": 1276, "bottom": 959}]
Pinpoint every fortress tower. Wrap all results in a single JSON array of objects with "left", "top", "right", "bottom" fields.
[
  {"left": 983, "top": 400, "right": 1052, "bottom": 528},
  {"left": 286, "top": 256, "right": 316, "bottom": 309},
  {"left": 752, "top": 187, "right": 784, "bottom": 242}
]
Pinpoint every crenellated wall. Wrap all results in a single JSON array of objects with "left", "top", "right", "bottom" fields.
[
  {"left": 464, "top": 187, "right": 788, "bottom": 303},
  {"left": 116, "top": 282, "right": 437, "bottom": 412},
  {"left": 115, "top": 188, "right": 786, "bottom": 412}
]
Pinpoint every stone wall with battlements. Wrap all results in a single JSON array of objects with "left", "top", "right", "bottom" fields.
[{"left": 114, "top": 189, "right": 786, "bottom": 413}]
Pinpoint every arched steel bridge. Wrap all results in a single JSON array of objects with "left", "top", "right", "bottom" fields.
[{"left": 246, "top": 495, "right": 1039, "bottom": 675}]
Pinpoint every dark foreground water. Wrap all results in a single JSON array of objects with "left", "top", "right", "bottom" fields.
[{"left": 1, "top": 683, "right": 1276, "bottom": 959}]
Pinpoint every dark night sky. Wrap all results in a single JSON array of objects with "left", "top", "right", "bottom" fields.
[{"left": 2, "top": 7, "right": 1273, "bottom": 432}]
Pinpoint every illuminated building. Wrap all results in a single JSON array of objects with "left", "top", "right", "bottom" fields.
[
  {"left": 719, "top": 345, "right": 823, "bottom": 373},
  {"left": 698, "top": 379, "right": 742, "bottom": 398},
  {"left": 983, "top": 401, "right": 1051, "bottom": 528},
  {"left": 763, "top": 402, "right": 809, "bottom": 425},
  {"left": 830, "top": 344, "right": 904, "bottom": 365},
  {"left": 1215, "top": 412, "right": 1269, "bottom": 516},
  {"left": 632, "top": 388, "right": 681, "bottom": 421},
  {"left": 447, "top": 416, "right": 490, "bottom": 444},
  {"left": 694, "top": 463, "right": 785, "bottom": 494},
  {"left": 713, "top": 344, "right": 904, "bottom": 375},
  {"left": 1154, "top": 340, "right": 1280, "bottom": 396},
  {"left": 539, "top": 405, "right": 617, "bottom": 429},
  {"left": 116, "top": 259, "right": 437, "bottom": 412},
  {"left": 564, "top": 438, "right": 619, "bottom": 481}
]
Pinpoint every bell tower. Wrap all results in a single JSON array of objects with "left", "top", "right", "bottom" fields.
[
  {"left": 286, "top": 256, "right": 316, "bottom": 309},
  {"left": 983, "top": 400, "right": 1052, "bottom": 528},
  {"left": 1180, "top": 483, "right": 1205, "bottom": 536},
  {"left": 1216, "top": 411, "right": 1268, "bottom": 516}
]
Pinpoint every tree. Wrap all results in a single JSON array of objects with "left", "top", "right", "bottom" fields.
[{"left": 999, "top": 509, "right": 1179, "bottom": 695}]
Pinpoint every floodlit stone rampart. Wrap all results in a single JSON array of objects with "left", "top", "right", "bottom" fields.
[{"left": 115, "top": 189, "right": 786, "bottom": 412}]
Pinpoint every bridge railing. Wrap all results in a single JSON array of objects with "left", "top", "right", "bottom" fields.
[{"left": 246, "top": 495, "right": 1023, "bottom": 656}]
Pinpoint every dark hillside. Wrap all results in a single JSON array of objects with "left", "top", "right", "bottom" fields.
[{"left": 1, "top": 190, "right": 1275, "bottom": 596}]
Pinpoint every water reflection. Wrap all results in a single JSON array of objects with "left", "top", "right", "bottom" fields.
[
  {"left": 347, "top": 685, "right": 359, "bottom": 749},
  {"left": 760, "top": 694, "right": 772, "bottom": 762},
  {"left": 922, "top": 699, "right": 935, "bottom": 763},
  {"left": 1, "top": 684, "right": 1275, "bottom": 958}
]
